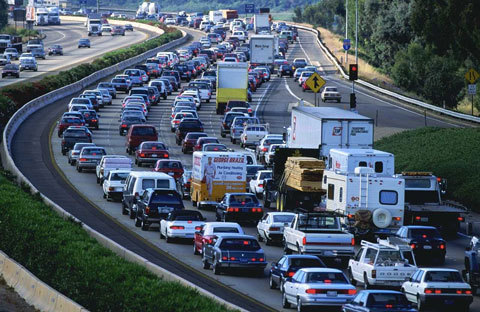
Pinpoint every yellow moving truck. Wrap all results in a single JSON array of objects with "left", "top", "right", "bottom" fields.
[
  {"left": 191, "top": 151, "right": 247, "bottom": 208},
  {"left": 216, "top": 62, "right": 248, "bottom": 114}
]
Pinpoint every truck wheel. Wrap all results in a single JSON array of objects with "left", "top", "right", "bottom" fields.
[
  {"left": 348, "top": 268, "right": 357, "bottom": 286},
  {"left": 296, "top": 243, "right": 303, "bottom": 255},
  {"left": 269, "top": 275, "right": 277, "bottom": 289},
  {"left": 363, "top": 273, "right": 371, "bottom": 289},
  {"left": 284, "top": 241, "right": 292, "bottom": 255},
  {"left": 202, "top": 256, "right": 210, "bottom": 269}
]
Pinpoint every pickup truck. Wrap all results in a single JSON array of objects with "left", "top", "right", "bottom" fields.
[
  {"left": 240, "top": 124, "right": 268, "bottom": 148},
  {"left": 283, "top": 212, "right": 355, "bottom": 267},
  {"left": 348, "top": 238, "right": 417, "bottom": 289}
]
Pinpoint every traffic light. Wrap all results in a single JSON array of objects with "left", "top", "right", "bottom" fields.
[
  {"left": 350, "top": 93, "right": 356, "bottom": 109},
  {"left": 349, "top": 64, "right": 358, "bottom": 81}
]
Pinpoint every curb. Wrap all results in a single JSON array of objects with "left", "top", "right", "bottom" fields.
[
  {"left": 1, "top": 28, "right": 246, "bottom": 312},
  {"left": 0, "top": 250, "right": 87, "bottom": 312}
]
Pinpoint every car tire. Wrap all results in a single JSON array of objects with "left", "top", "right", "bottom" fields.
[
  {"left": 363, "top": 273, "right": 371, "bottom": 289},
  {"left": 77, "top": 167, "right": 82, "bottom": 172},
  {"left": 269, "top": 275, "right": 277, "bottom": 289},
  {"left": 257, "top": 232, "right": 264, "bottom": 242},
  {"left": 416, "top": 295, "right": 424, "bottom": 311},
  {"left": 135, "top": 216, "right": 141, "bottom": 227},
  {"left": 202, "top": 256, "right": 210, "bottom": 269},
  {"left": 284, "top": 240, "right": 292, "bottom": 255},
  {"left": 141, "top": 218, "right": 149, "bottom": 231},
  {"left": 265, "top": 237, "right": 272, "bottom": 246},
  {"left": 348, "top": 268, "right": 357, "bottom": 286},
  {"left": 297, "top": 298, "right": 305, "bottom": 312},
  {"left": 220, "top": 131, "right": 226, "bottom": 138},
  {"left": 193, "top": 243, "right": 199, "bottom": 255},
  {"left": 122, "top": 203, "right": 128, "bottom": 215},
  {"left": 282, "top": 292, "right": 290, "bottom": 309},
  {"left": 213, "top": 259, "right": 222, "bottom": 275},
  {"left": 165, "top": 234, "right": 172, "bottom": 243},
  {"left": 129, "top": 209, "right": 136, "bottom": 219},
  {"left": 96, "top": 176, "right": 100, "bottom": 184}
]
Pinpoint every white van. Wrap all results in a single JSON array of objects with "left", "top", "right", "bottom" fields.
[{"left": 122, "top": 171, "right": 177, "bottom": 218}]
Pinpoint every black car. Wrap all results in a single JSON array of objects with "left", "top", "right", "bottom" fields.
[
  {"left": 48, "top": 44, "right": 63, "bottom": 55},
  {"left": 395, "top": 226, "right": 446, "bottom": 264},
  {"left": 175, "top": 118, "right": 204, "bottom": 145},
  {"left": 269, "top": 255, "right": 326, "bottom": 291},
  {"left": 279, "top": 64, "right": 294, "bottom": 77},
  {"left": 262, "top": 178, "right": 277, "bottom": 208},
  {"left": 124, "top": 24, "right": 133, "bottom": 31},
  {"left": 2, "top": 64, "right": 19, "bottom": 78},
  {"left": 79, "top": 109, "right": 99, "bottom": 130},
  {"left": 135, "top": 188, "right": 184, "bottom": 231},
  {"left": 216, "top": 193, "right": 263, "bottom": 223},
  {"left": 61, "top": 128, "right": 92, "bottom": 155},
  {"left": 202, "top": 235, "right": 266, "bottom": 276},
  {"left": 220, "top": 112, "right": 245, "bottom": 138},
  {"left": 119, "top": 115, "right": 146, "bottom": 135},
  {"left": 173, "top": 64, "right": 192, "bottom": 81},
  {"left": 292, "top": 59, "right": 307, "bottom": 70},
  {"left": 343, "top": 290, "right": 417, "bottom": 312}
]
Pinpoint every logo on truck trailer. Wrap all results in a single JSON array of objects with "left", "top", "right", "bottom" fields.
[{"left": 332, "top": 127, "right": 342, "bottom": 136}]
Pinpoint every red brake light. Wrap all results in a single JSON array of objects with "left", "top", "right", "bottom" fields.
[
  {"left": 385, "top": 304, "right": 393, "bottom": 308},
  {"left": 434, "top": 289, "right": 442, "bottom": 294},
  {"left": 230, "top": 257, "right": 236, "bottom": 261},
  {"left": 302, "top": 237, "right": 307, "bottom": 245},
  {"left": 140, "top": 153, "right": 145, "bottom": 157},
  {"left": 456, "top": 290, "right": 463, "bottom": 294},
  {"left": 465, "top": 290, "right": 472, "bottom": 294},
  {"left": 195, "top": 226, "right": 202, "bottom": 231},
  {"left": 305, "top": 289, "right": 318, "bottom": 294},
  {"left": 410, "top": 243, "right": 416, "bottom": 249},
  {"left": 258, "top": 184, "right": 263, "bottom": 188},
  {"left": 262, "top": 148, "right": 267, "bottom": 152},
  {"left": 324, "top": 279, "right": 331, "bottom": 283},
  {"left": 269, "top": 227, "right": 280, "bottom": 231},
  {"left": 251, "top": 258, "right": 256, "bottom": 262},
  {"left": 259, "top": 258, "right": 264, "bottom": 262},
  {"left": 222, "top": 256, "right": 227, "bottom": 261},
  {"left": 286, "top": 271, "right": 295, "bottom": 277},
  {"left": 79, "top": 158, "right": 87, "bottom": 162},
  {"left": 351, "top": 238, "right": 355, "bottom": 246},
  {"left": 439, "top": 244, "right": 445, "bottom": 250},
  {"left": 243, "top": 241, "right": 249, "bottom": 245},
  {"left": 145, "top": 206, "right": 150, "bottom": 214},
  {"left": 170, "top": 226, "right": 185, "bottom": 230},
  {"left": 422, "top": 234, "right": 427, "bottom": 238},
  {"left": 458, "top": 217, "right": 465, "bottom": 221},
  {"left": 425, "top": 289, "right": 433, "bottom": 294},
  {"left": 415, "top": 216, "right": 421, "bottom": 221},
  {"left": 348, "top": 289, "right": 357, "bottom": 295}
]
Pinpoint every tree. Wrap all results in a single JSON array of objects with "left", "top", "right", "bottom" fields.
[{"left": 0, "top": 0, "right": 8, "bottom": 30}]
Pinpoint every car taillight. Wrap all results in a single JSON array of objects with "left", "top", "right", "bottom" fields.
[
  {"left": 195, "top": 226, "right": 202, "bottom": 231},
  {"left": 140, "top": 153, "right": 145, "bottom": 157},
  {"left": 163, "top": 153, "right": 169, "bottom": 158},
  {"left": 465, "top": 290, "right": 472, "bottom": 294},
  {"left": 251, "top": 258, "right": 256, "bottom": 262},
  {"left": 269, "top": 227, "right": 280, "bottom": 231},
  {"left": 108, "top": 187, "right": 114, "bottom": 191},
  {"left": 227, "top": 207, "right": 239, "bottom": 212},
  {"left": 425, "top": 289, "right": 434, "bottom": 294},
  {"left": 348, "top": 289, "right": 357, "bottom": 295},
  {"left": 415, "top": 216, "right": 421, "bottom": 221},
  {"left": 252, "top": 208, "right": 262, "bottom": 212},
  {"left": 145, "top": 206, "right": 150, "bottom": 214},
  {"left": 262, "top": 147, "right": 267, "bottom": 152},
  {"left": 351, "top": 238, "right": 355, "bottom": 246},
  {"left": 410, "top": 243, "right": 416, "bottom": 249},
  {"left": 393, "top": 217, "right": 401, "bottom": 221},
  {"left": 434, "top": 289, "right": 442, "bottom": 294},
  {"left": 305, "top": 289, "right": 321, "bottom": 294},
  {"left": 439, "top": 244, "right": 445, "bottom": 250},
  {"left": 258, "top": 184, "right": 263, "bottom": 188},
  {"left": 230, "top": 257, "right": 236, "bottom": 261},
  {"left": 91, "top": 119, "right": 97, "bottom": 122},
  {"left": 170, "top": 225, "right": 185, "bottom": 230},
  {"left": 79, "top": 158, "right": 87, "bottom": 161},
  {"left": 371, "top": 270, "right": 376, "bottom": 278},
  {"left": 458, "top": 216, "right": 465, "bottom": 221}
]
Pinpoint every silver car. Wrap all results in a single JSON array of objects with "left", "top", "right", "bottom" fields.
[
  {"left": 68, "top": 143, "right": 96, "bottom": 165},
  {"left": 76, "top": 146, "right": 106, "bottom": 172},
  {"left": 4, "top": 48, "right": 19, "bottom": 60},
  {"left": 230, "top": 116, "right": 260, "bottom": 144}
]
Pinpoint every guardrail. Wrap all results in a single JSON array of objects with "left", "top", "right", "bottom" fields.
[
  {"left": 1, "top": 29, "right": 245, "bottom": 312},
  {"left": 292, "top": 24, "right": 480, "bottom": 124}
]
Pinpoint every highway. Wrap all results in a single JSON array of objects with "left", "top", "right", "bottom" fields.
[
  {"left": 11, "top": 25, "right": 480, "bottom": 311},
  {"left": 0, "top": 20, "right": 152, "bottom": 88}
]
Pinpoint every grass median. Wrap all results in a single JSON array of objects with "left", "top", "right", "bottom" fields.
[
  {"left": 0, "top": 172, "right": 233, "bottom": 312},
  {"left": 375, "top": 127, "right": 480, "bottom": 211}
]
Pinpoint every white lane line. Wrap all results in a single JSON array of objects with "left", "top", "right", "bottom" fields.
[
  {"left": 254, "top": 83, "right": 273, "bottom": 119},
  {"left": 297, "top": 35, "right": 325, "bottom": 73},
  {"left": 48, "top": 30, "right": 67, "bottom": 44}
]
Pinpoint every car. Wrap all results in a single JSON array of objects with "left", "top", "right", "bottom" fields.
[
  {"left": 216, "top": 193, "right": 263, "bottom": 223},
  {"left": 98, "top": 87, "right": 114, "bottom": 105},
  {"left": 102, "top": 169, "right": 131, "bottom": 201},
  {"left": 194, "top": 137, "right": 220, "bottom": 151},
  {"left": 255, "top": 136, "right": 285, "bottom": 162},
  {"left": 182, "top": 132, "right": 208, "bottom": 153},
  {"left": 202, "top": 235, "right": 266, "bottom": 276},
  {"left": 401, "top": 268, "right": 473, "bottom": 311},
  {"left": 249, "top": 170, "right": 272, "bottom": 197},
  {"left": 298, "top": 71, "right": 314, "bottom": 87},
  {"left": 342, "top": 290, "right": 417, "bottom": 312},
  {"left": 292, "top": 58, "right": 308, "bottom": 71},
  {"left": 78, "top": 38, "right": 91, "bottom": 48},
  {"left": 57, "top": 116, "right": 84, "bottom": 137},
  {"left": 67, "top": 143, "right": 95, "bottom": 165},
  {"left": 159, "top": 210, "right": 206, "bottom": 242},
  {"left": 395, "top": 226, "right": 446, "bottom": 264},
  {"left": 0, "top": 54, "right": 11, "bottom": 66},
  {"left": 202, "top": 143, "right": 228, "bottom": 152},
  {"left": 111, "top": 77, "right": 130, "bottom": 92},
  {"left": 278, "top": 64, "right": 294, "bottom": 77},
  {"left": 225, "top": 100, "right": 252, "bottom": 115},
  {"left": 4, "top": 48, "right": 19, "bottom": 60},
  {"left": 76, "top": 146, "right": 106, "bottom": 172},
  {"left": 125, "top": 124, "right": 158, "bottom": 155},
  {"left": 135, "top": 188, "right": 185, "bottom": 231},
  {"left": 30, "top": 47, "right": 46, "bottom": 59},
  {"left": 19, "top": 58, "right": 37, "bottom": 71},
  {"left": 283, "top": 268, "right": 357, "bottom": 311},
  {"left": 257, "top": 212, "right": 296, "bottom": 245},
  {"left": 61, "top": 127, "right": 92, "bottom": 155},
  {"left": 153, "top": 160, "right": 184, "bottom": 180},
  {"left": 111, "top": 25, "right": 125, "bottom": 36},
  {"left": 254, "top": 67, "right": 271, "bottom": 82},
  {"left": 240, "top": 124, "right": 269, "bottom": 148},
  {"left": 48, "top": 44, "right": 63, "bottom": 55},
  {"left": 321, "top": 86, "right": 342, "bottom": 103},
  {"left": 78, "top": 109, "right": 99, "bottom": 130},
  {"left": 294, "top": 68, "right": 308, "bottom": 81},
  {"left": 124, "top": 24, "right": 133, "bottom": 31},
  {"left": 193, "top": 222, "right": 244, "bottom": 255},
  {"left": 97, "top": 82, "right": 117, "bottom": 99},
  {"left": 171, "top": 112, "right": 195, "bottom": 132},
  {"left": 124, "top": 68, "right": 143, "bottom": 86},
  {"left": 95, "top": 155, "right": 132, "bottom": 184},
  {"left": 101, "top": 24, "right": 112, "bottom": 33},
  {"left": 179, "top": 170, "right": 192, "bottom": 199},
  {"left": 118, "top": 115, "right": 145, "bottom": 135},
  {"left": 135, "top": 141, "right": 169, "bottom": 167},
  {"left": 175, "top": 118, "right": 204, "bottom": 145},
  {"left": 269, "top": 255, "right": 326, "bottom": 291},
  {"left": 264, "top": 144, "right": 286, "bottom": 166}
]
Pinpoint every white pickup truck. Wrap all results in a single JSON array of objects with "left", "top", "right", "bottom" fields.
[
  {"left": 348, "top": 238, "right": 418, "bottom": 289},
  {"left": 283, "top": 212, "right": 355, "bottom": 267},
  {"left": 240, "top": 124, "right": 268, "bottom": 148}
]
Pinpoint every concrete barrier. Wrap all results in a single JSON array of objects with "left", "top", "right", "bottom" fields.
[
  {"left": 0, "top": 250, "right": 87, "bottom": 312},
  {"left": 0, "top": 27, "right": 248, "bottom": 312}
]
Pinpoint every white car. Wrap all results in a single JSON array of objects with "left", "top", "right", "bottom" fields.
[
  {"left": 255, "top": 135, "right": 284, "bottom": 161},
  {"left": 101, "top": 24, "right": 112, "bottom": 32},
  {"left": 232, "top": 31, "right": 246, "bottom": 42},
  {"left": 164, "top": 18, "right": 176, "bottom": 25},
  {"left": 160, "top": 210, "right": 206, "bottom": 243},
  {"left": 240, "top": 124, "right": 269, "bottom": 148},
  {"left": 298, "top": 71, "right": 314, "bottom": 86},
  {"left": 102, "top": 169, "right": 131, "bottom": 201},
  {"left": 0, "top": 54, "right": 11, "bottom": 66},
  {"left": 321, "top": 86, "right": 342, "bottom": 103},
  {"left": 265, "top": 143, "right": 286, "bottom": 165},
  {"left": 257, "top": 212, "right": 295, "bottom": 245},
  {"left": 193, "top": 222, "right": 245, "bottom": 255},
  {"left": 171, "top": 111, "right": 194, "bottom": 132},
  {"left": 249, "top": 170, "right": 272, "bottom": 197},
  {"left": 401, "top": 268, "right": 473, "bottom": 311},
  {"left": 181, "top": 91, "right": 201, "bottom": 109},
  {"left": 223, "top": 57, "right": 238, "bottom": 63},
  {"left": 282, "top": 268, "right": 357, "bottom": 311}
]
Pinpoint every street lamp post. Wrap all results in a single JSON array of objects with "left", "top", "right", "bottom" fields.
[{"left": 345, "top": 0, "right": 348, "bottom": 65}]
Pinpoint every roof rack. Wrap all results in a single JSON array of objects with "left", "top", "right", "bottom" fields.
[{"left": 360, "top": 238, "right": 412, "bottom": 251}]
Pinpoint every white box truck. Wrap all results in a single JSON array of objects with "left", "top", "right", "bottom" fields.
[
  {"left": 287, "top": 106, "right": 374, "bottom": 157},
  {"left": 253, "top": 13, "right": 270, "bottom": 34},
  {"left": 216, "top": 62, "right": 248, "bottom": 114},
  {"left": 209, "top": 10, "right": 223, "bottom": 24},
  {"left": 249, "top": 35, "right": 275, "bottom": 67}
]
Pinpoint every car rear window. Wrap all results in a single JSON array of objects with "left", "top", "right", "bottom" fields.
[
  {"left": 410, "top": 228, "right": 442, "bottom": 239},
  {"left": 150, "top": 192, "right": 182, "bottom": 204},
  {"left": 172, "top": 212, "right": 203, "bottom": 221},
  {"left": 64, "top": 130, "right": 88, "bottom": 137},
  {"left": 141, "top": 142, "right": 166, "bottom": 150},
  {"left": 220, "top": 239, "right": 260, "bottom": 251},
  {"left": 141, "top": 179, "right": 171, "bottom": 190},
  {"left": 131, "top": 127, "right": 156, "bottom": 136},
  {"left": 157, "top": 161, "right": 183, "bottom": 169},
  {"left": 62, "top": 118, "right": 82, "bottom": 123},
  {"left": 424, "top": 271, "right": 462, "bottom": 282},
  {"left": 273, "top": 215, "right": 295, "bottom": 223},
  {"left": 305, "top": 272, "right": 347, "bottom": 284},
  {"left": 213, "top": 227, "right": 240, "bottom": 234},
  {"left": 112, "top": 79, "right": 126, "bottom": 83},
  {"left": 82, "top": 148, "right": 106, "bottom": 155},
  {"left": 229, "top": 195, "right": 259, "bottom": 207},
  {"left": 367, "top": 294, "right": 410, "bottom": 307},
  {"left": 110, "top": 172, "right": 129, "bottom": 181}
]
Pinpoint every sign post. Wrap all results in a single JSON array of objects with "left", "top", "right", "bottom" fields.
[
  {"left": 465, "top": 69, "right": 479, "bottom": 115},
  {"left": 305, "top": 72, "right": 326, "bottom": 107}
]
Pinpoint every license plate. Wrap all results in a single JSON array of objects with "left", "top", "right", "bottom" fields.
[
  {"left": 327, "top": 291, "right": 337, "bottom": 296},
  {"left": 423, "top": 245, "right": 432, "bottom": 250},
  {"left": 151, "top": 154, "right": 157, "bottom": 157}
]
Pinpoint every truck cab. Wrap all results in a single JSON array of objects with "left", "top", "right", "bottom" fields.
[{"left": 323, "top": 149, "right": 405, "bottom": 237}]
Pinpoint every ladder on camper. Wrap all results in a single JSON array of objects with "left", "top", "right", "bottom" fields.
[{"left": 358, "top": 172, "right": 369, "bottom": 209}]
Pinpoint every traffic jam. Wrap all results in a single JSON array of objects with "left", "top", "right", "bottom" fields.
[{"left": 53, "top": 14, "right": 477, "bottom": 312}]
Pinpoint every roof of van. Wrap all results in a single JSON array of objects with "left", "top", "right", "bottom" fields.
[
  {"left": 294, "top": 106, "right": 373, "bottom": 121},
  {"left": 329, "top": 149, "right": 393, "bottom": 157}
]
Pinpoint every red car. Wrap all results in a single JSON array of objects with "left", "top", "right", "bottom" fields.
[
  {"left": 193, "top": 222, "right": 244, "bottom": 255},
  {"left": 302, "top": 82, "right": 311, "bottom": 92},
  {"left": 182, "top": 132, "right": 208, "bottom": 154},
  {"left": 126, "top": 124, "right": 158, "bottom": 155},
  {"left": 153, "top": 160, "right": 184, "bottom": 180},
  {"left": 194, "top": 137, "right": 220, "bottom": 151},
  {"left": 58, "top": 117, "right": 84, "bottom": 137},
  {"left": 135, "top": 141, "right": 169, "bottom": 167}
]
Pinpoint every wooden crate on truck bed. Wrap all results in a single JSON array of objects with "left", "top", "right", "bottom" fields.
[{"left": 283, "top": 157, "right": 325, "bottom": 191}]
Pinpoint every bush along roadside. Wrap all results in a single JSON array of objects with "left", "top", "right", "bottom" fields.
[
  {"left": 0, "top": 28, "right": 182, "bottom": 130},
  {"left": 375, "top": 127, "right": 480, "bottom": 211},
  {"left": 0, "top": 172, "right": 234, "bottom": 312}
]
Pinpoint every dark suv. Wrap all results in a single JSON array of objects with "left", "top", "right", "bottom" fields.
[
  {"left": 173, "top": 64, "right": 192, "bottom": 81},
  {"left": 79, "top": 109, "right": 99, "bottom": 130},
  {"left": 175, "top": 118, "right": 204, "bottom": 145},
  {"left": 182, "top": 132, "right": 208, "bottom": 153},
  {"left": 126, "top": 124, "right": 158, "bottom": 154},
  {"left": 135, "top": 189, "right": 184, "bottom": 231},
  {"left": 61, "top": 128, "right": 92, "bottom": 155}
]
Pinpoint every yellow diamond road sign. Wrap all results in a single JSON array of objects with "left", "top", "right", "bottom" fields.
[
  {"left": 305, "top": 72, "right": 326, "bottom": 93},
  {"left": 465, "top": 68, "right": 480, "bottom": 84}
]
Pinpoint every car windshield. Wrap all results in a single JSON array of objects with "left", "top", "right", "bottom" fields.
[
  {"left": 131, "top": 127, "right": 155, "bottom": 136},
  {"left": 157, "top": 161, "right": 182, "bottom": 169},
  {"left": 110, "top": 172, "right": 129, "bottom": 181},
  {"left": 297, "top": 216, "right": 339, "bottom": 231},
  {"left": 141, "top": 143, "right": 166, "bottom": 150},
  {"left": 219, "top": 239, "right": 260, "bottom": 251},
  {"left": 172, "top": 212, "right": 203, "bottom": 221},
  {"left": 213, "top": 227, "right": 240, "bottom": 233},
  {"left": 273, "top": 215, "right": 295, "bottom": 223},
  {"left": 424, "top": 271, "right": 463, "bottom": 282},
  {"left": 367, "top": 293, "right": 410, "bottom": 307},
  {"left": 229, "top": 195, "right": 259, "bottom": 207},
  {"left": 410, "top": 228, "right": 442, "bottom": 239},
  {"left": 150, "top": 193, "right": 182, "bottom": 204},
  {"left": 305, "top": 272, "right": 347, "bottom": 284}
]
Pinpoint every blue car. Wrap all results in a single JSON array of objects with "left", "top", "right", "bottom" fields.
[{"left": 342, "top": 290, "right": 417, "bottom": 312}]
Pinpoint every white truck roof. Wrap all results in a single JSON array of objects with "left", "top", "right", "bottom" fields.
[
  {"left": 293, "top": 106, "right": 372, "bottom": 121},
  {"left": 328, "top": 148, "right": 395, "bottom": 176}
]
